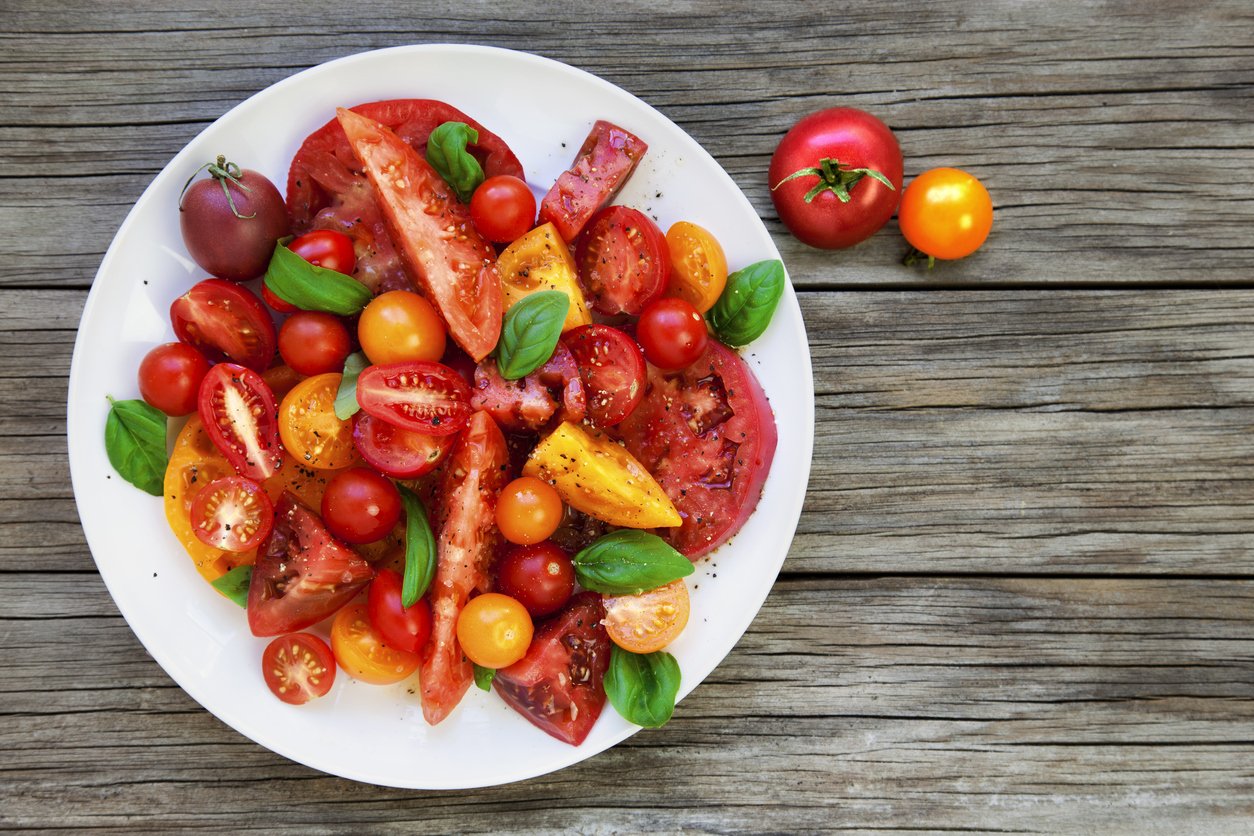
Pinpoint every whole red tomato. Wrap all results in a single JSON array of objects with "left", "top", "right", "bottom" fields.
[{"left": 768, "top": 108, "right": 903, "bottom": 249}]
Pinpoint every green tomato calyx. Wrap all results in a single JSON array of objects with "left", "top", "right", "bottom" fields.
[{"left": 772, "top": 157, "right": 894, "bottom": 204}]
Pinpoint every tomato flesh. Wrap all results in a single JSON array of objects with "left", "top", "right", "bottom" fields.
[
  {"left": 262, "top": 633, "right": 336, "bottom": 705},
  {"left": 575, "top": 206, "right": 670, "bottom": 316},
  {"left": 470, "top": 340, "right": 585, "bottom": 433},
  {"left": 351, "top": 412, "right": 455, "bottom": 478},
  {"left": 539, "top": 120, "right": 648, "bottom": 242},
  {"left": 278, "top": 373, "right": 358, "bottom": 471},
  {"left": 602, "top": 579, "right": 690, "bottom": 653},
  {"left": 197, "top": 363, "right": 284, "bottom": 482},
  {"left": 356, "top": 361, "right": 473, "bottom": 436},
  {"left": 171, "top": 279, "right": 277, "bottom": 373},
  {"left": 189, "top": 476, "right": 273, "bottom": 553},
  {"left": 562, "top": 324, "right": 646, "bottom": 427}
]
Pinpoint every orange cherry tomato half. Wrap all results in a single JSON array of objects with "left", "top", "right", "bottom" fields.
[
  {"left": 455, "top": 593, "right": 534, "bottom": 669},
  {"left": 665, "top": 221, "right": 728, "bottom": 314},
  {"left": 358, "top": 290, "right": 447, "bottom": 365},
  {"left": 262, "top": 633, "right": 336, "bottom": 705},
  {"left": 496, "top": 475, "right": 564, "bottom": 545},
  {"left": 330, "top": 602, "right": 421, "bottom": 685},
  {"left": 897, "top": 167, "right": 993, "bottom": 261},
  {"left": 602, "top": 579, "right": 691, "bottom": 654},
  {"left": 278, "top": 372, "right": 358, "bottom": 470}
]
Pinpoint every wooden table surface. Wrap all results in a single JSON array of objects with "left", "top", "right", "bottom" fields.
[{"left": 4, "top": 0, "right": 1253, "bottom": 831}]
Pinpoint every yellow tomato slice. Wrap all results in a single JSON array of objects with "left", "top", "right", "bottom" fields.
[
  {"left": 278, "top": 373, "right": 359, "bottom": 470},
  {"left": 665, "top": 221, "right": 728, "bottom": 314},
  {"left": 603, "top": 579, "right": 691, "bottom": 653},
  {"left": 331, "top": 602, "right": 421, "bottom": 685},
  {"left": 497, "top": 222, "right": 592, "bottom": 332},
  {"left": 522, "top": 421, "right": 681, "bottom": 528}
]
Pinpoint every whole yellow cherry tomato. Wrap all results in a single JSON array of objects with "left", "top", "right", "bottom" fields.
[{"left": 898, "top": 167, "right": 993, "bottom": 261}]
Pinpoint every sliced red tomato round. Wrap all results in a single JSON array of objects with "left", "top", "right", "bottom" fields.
[
  {"left": 262, "top": 633, "right": 336, "bottom": 705},
  {"left": 470, "top": 340, "right": 585, "bottom": 433},
  {"left": 611, "top": 341, "right": 778, "bottom": 558},
  {"left": 355, "top": 361, "right": 472, "bottom": 437},
  {"left": 493, "top": 592, "right": 611, "bottom": 746},
  {"left": 351, "top": 412, "right": 456, "bottom": 478},
  {"left": 575, "top": 206, "right": 670, "bottom": 316},
  {"left": 188, "top": 476, "right": 273, "bottom": 552},
  {"left": 562, "top": 324, "right": 646, "bottom": 427},
  {"left": 171, "top": 278, "right": 277, "bottom": 373},
  {"left": 247, "top": 492, "right": 375, "bottom": 637},
  {"left": 197, "top": 363, "right": 284, "bottom": 481}
]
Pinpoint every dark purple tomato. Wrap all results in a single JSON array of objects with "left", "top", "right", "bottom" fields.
[{"left": 179, "top": 156, "right": 290, "bottom": 281}]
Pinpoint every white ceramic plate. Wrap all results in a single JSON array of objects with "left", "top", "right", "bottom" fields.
[{"left": 67, "top": 44, "right": 814, "bottom": 789}]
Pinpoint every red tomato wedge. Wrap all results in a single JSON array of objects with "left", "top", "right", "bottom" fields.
[
  {"left": 351, "top": 412, "right": 456, "bottom": 478},
  {"left": 611, "top": 341, "right": 777, "bottom": 558},
  {"left": 170, "top": 278, "right": 276, "bottom": 373},
  {"left": 336, "top": 107, "right": 503, "bottom": 361},
  {"left": 247, "top": 492, "right": 375, "bottom": 637},
  {"left": 562, "top": 324, "right": 646, "bottom": 427},
  {"left": 575, "top": 206, "right": 670, "bottom": 316},
  {"left": 287, "top": 99, "right": 523, "bottom": 295},
  {"left": 355, "top": 361, "right": 473, "bottom": 437},
  {"left": 539, "top": 120, "right": 648, "bottom": 242},
  {"left": 470, "top": 340, "right": 586, "bottom": 433},
  {"left": 493, "top": 592, "right": 611, "bottom": 746},
  {"left": 197, "top": 363, "right": 284, "bottom": 482},
  {"left": 419, "top": 411, "right": 509, "bottom": 725}
]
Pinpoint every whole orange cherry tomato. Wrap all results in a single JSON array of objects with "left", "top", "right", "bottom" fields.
[
  {"left": 358, "top": 290, "right": 446, "bottom": 364},
  {"left": 898, "top": 167, "right": 993, "bottom": 263}
]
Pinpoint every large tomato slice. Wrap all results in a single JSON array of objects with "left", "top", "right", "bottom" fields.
[
  {"left": 247, "top": 492, "right": 375, "bottom": 637},
  {"left": 493, "top": 592, "right": 611, "bottom": 746},
  {"left": 575, "top": 206, "right": 670, "bottom": 317},
  {"left": 610, "top": 341, "right": 777, "bottom": 558},
  {"left": 470, "top": 340, "right": 585, "bottom": 433},
  {"left": 170, "top": 279, "right": 277, "bottom": 373},
  {"left": 287, "top": 99, "right": 524, "bottom": 295},
  {"left": 419, "top": 411, "right": 509, "bottom": 725},
  {"left": 539, "top": 120, "right": 648, "bottom": 242},
  {"left": 197, "top": 363, "right": 284, "bottom": 481},
  {"left": 355, "top": 361, "right": 473, "bottom": 436},
  {"left": 337, "top": 107, "right": 503, "bottom": 361}
]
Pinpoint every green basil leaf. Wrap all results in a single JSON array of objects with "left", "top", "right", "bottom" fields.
[
  {"left": 104, "top": 396, "right": 167, "bottom": 496},
  {"left": 497, "top": 290, "right": 569, "bottom": 380},
  {"left": 425, "top": 121, "right": 485, "bottom": 204},
  {"left": 398, "top": 485, "right": 436, "bottom": 608},
  {"left": 604, "top": 645, "right": 682, "bottom": 728},
  {"left": 473, "top": 664, "right": 496, "bottom": 692},
  {"left": 263, "top": 241, "right": 371, "bottom": 316},
  {"left": 210, "top": 565, "right": 253, "bottom": 608},
  {"left": 333, "top": 352, "right": 369, "bottom": 420},
  {"left": 571, "top": 529, "right": 694, "bottom": 595},
  {"left": 706, "top": 259, "right": 786, "bottom": 347}
]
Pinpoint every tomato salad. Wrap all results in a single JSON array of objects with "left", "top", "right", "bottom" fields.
[{"left": 104, "top": 98, "right": 785, "bottom": 746}]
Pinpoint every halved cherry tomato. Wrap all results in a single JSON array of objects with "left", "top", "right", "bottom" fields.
[
  {"left": 247, "top": 492, "right": 374, "bottom": 637},
  {"left": 470, "top": 340, "right": 586, "bottom": 433},
  {"left": 493, "top": 593, "right": 611, "bottom": 746},
  {"left": 278, "top": 312, "right": 352, "bottom": 377},
  {"left": 357, "top": 290, "right": 446, "bottom": 365},
  {"left": 602, "top": 579, "right": 691, "bottom": 654},
  {"left": 289, "top": 229, "right": 357, "bottom": 274},
  {"left": 496, "top": 222, "right": 592, "bottom": 332},
  {"left": 171, "top": 278, "right": 277, "bottom": 373},
  {"left": 636, "top": 297, "right": 709, "bottom": 371},
  {"left": 138, "top": 342, "right": 210, "bottom": 417},
  {"left": 320, "top": 467, "right": 402, "bottom": 544},
  {"left": 456, "top": 592, "right": 534, "bottom": 669},
  {"left": 189, "top": 476, "right": 273, "bottom": 552},
  {"left": 337, "top": 108, "right": 502, "bottom": 361},
  {"left": 539, "top": 120, "right": 648, "bottom": 242},
  {"left": 355, "top": 361, "right": 472, "bottom": 437},
  {"left": 469, "top": 175, "right": 536, "bottom": 244},
  {"left": 496, "top": 476, "right": 564, "bottom": 546},
  {"left": 262, "top": 633, "right": 336, "bottom": 705},
  {"left": 898, "top": 167, "right": 994, "bottom": 261},
  {"left": 278, "top": 373, "right": 358, "bottom": 470},
  {"left": 562, "top": 324, "right": 646, "bottom": 427},
  {"left": 367, "top": 568, "right": 433, "bottom": 655},
  {"left": 576, "top": 206, "right": 670, "bottom": 316},
  {"left": 164, "top": 415, "right": 250, "bottom": 581},
  {"left": 665, "top": 221, "right": 728, "bottom": 313},
  {"left": 197, "top": 363, "right": 284, "bottom": 481},
  {"left": 495, "top": 541, "right": 575, "bottom": 618},
  {"left": 351, "top": 412, "right": 455, "bottom": 478},
  {"left": 331, "top": 602, "right": 421, "bottom": 685}
]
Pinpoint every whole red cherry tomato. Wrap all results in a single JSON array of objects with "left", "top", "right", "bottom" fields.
[
  {"left": 367, "top": 568, "right": 433, "bottom": 654},
  {"left": 496, "top": 541, "right": 575, "bottom": 618},
  {"left": 470, "top": 175, "right": 536, "bottom": 244},
  {"left": 278, "top": 312, "right": 352, "bottom": 376},
  {"left": 636, "top": 297, "right": 709, "bottom": 371},
  {"left": 768, "top": 108, "right": 903, "bottom": 249},
  {"left": 320, "top": 467, "right": 403, "bottom": 544},
  {"left": 289, "top": 229, "right": 357, "bottom": 274},
  {"left": 138, "top": 342, "right": 210, "bottom": 416}
]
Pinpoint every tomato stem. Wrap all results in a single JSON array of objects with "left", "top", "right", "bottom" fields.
[
  {"left": 902, "top": 247, "right": 936, "bottom": 269},
  {"left": 772, "top": 157, "right": 895, "bottom": 204},
  {"left": 178, "top": 155, "right": 256, "bottom": 219}
]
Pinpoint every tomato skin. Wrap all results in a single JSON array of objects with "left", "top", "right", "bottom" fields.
[
  {"left": 768, "top": 108, "right": 903, "bottom": 249},
  {"left": 358, "top": 290, "right": 446, "bottom": 365},
  {"left": 180, "top": 164, "right": 289, "bottom": 282},
  {"left": 495, "top": 223, "right": 592, "bottom": 332},
  {"left": 171, "top": 279, "right": 277, "bottom": 373},
  {"left": 197, "top": 363, "right": 284, "bottom": 482},
  {"left": 320, "top": 467, "right": 402, "bottom": 544},
  {"left": 138, "top": 342, "right": 210, "bottom": 417},
  {"left": 539, "top": 120, "right": 648, "bottom": 242},
  {"left": 289, "top": 229, "right": 356, "bottom": 274},
  {"left": 331, "top": 602, "right": 422, "bottom": 685},
  {"left": 355, "top": 361, "right": 473, "bottom": 436},
  {"left": 278, "top": 312, "right": 352, "bottom": 376},
  {"left": 470, "top": 175, "right": 537, "bottom": 244},
  {"left": 188, "top": 475, "right": 274, "bottom": 552},
  {"left": 456, "top": 593, "right": 534, "bottom": 669},
  {"left": 898, "top": 167, "right": 994, "bottom": 260},
  {"left": 575, "top": 206, "right": 670, "bottom": 316},
  {"left": 562, "top": 324, "right": 646, "bottom": 427},
  {"left": 493, "top": 593, "right": 611, "bottom": 746},
  {"left": 636, "top": 297, "right": 710, "bottom": 371},
  {"left": 495, "top": 541, "right": 575, "bottom": 618},
  {"left": 261, "top": 282, "right": 299, "bottom": 314},
  {"left": 602, "top": 579, "right": 691, "bottom": 654},
  {"left": 367, "top": 569, "right": 433, "bottom": 654},
  {"left": 496, "top": 476, "right": 564, "bottom": 545},
  {"left": 262, "top": 633, "right": 336, "bottom": 705},
  {"left": 351, "top": 412, "right": 455, "bottom": 478}
]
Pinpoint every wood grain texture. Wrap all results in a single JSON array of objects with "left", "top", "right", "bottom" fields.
[{"left": 3, "top": 0, "right": 1254, "bottom": 831}]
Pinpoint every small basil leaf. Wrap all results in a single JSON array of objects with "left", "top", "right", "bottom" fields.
[
  {"left": 474, "top": 664, "right": 496, "bottom": 692},
  {"left": 706, "top": 259, "right": 786, "bottom": 347},
  {"left": 210, "top": 565, "right": 252, "bottom": 608},
  {"left": 333, "top": 352, "right": 369, "bottom": 420},
  {"left": 497, "top": 291, "right": 569, "bottom": 380},
  {"left": 571, "top": 530, "right": 694, "bottom": 595},
  {"left": 604, "top": 645, "right": 682, "bottom": 728},
  {"left": 104, "top": 397, "right": 167, "bottom": 496},
  {"left": 263, "top": 242, "right": 371, "bottom": 316},
  {"left": 398, "top": 485, "right": 436, "bottom": 608},
  {"left": 426, "top": 121, "right": 485, "bottom": 204}
]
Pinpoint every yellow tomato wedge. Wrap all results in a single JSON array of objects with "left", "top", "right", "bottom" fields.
[
  {"left": 522, "top": 421, "right": 681, "bottom": 528},
  {"left": 603, "top": 579, "right": 691, "bottom": 654},
  {"left": 497, "top": 222, "right": 592, "bottom": 332}
]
